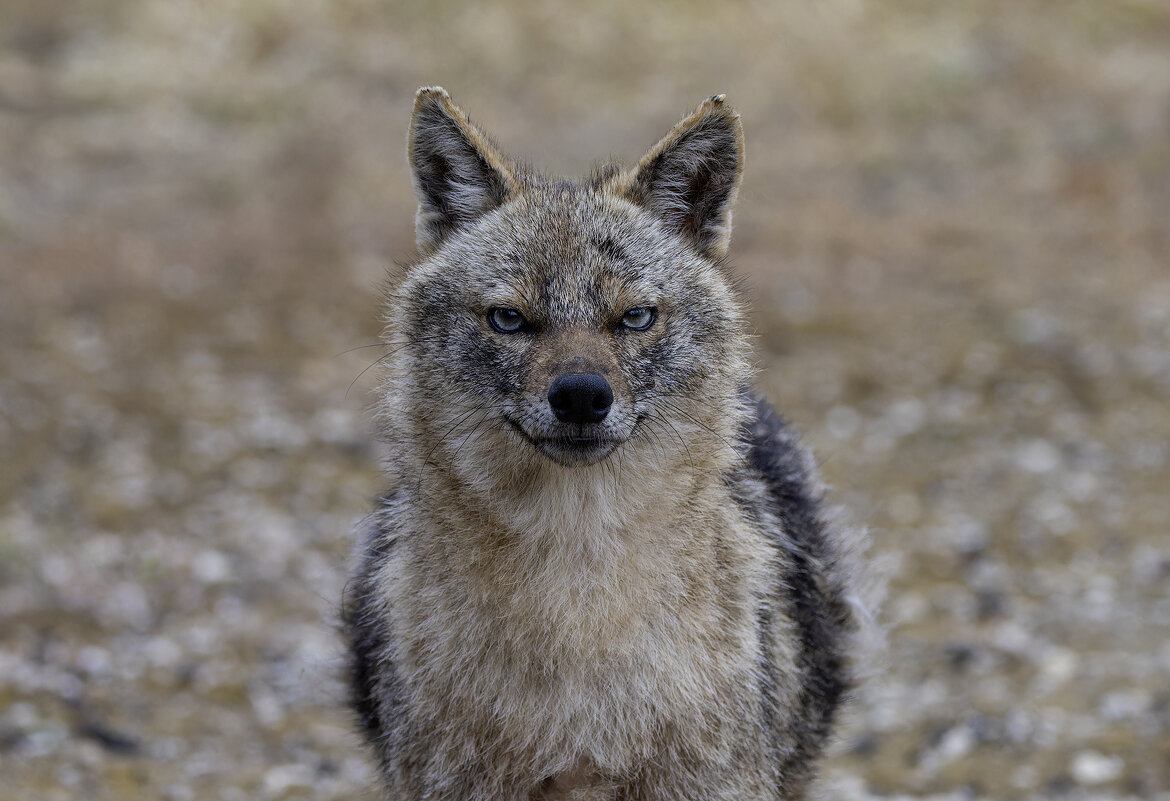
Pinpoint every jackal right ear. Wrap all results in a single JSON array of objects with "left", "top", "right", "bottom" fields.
[
  {"left": 408, "top": 87, "right": 519, "bottom": 255},
  {"left": 614, "top": 95, "right": 744, "bottom": 261}
]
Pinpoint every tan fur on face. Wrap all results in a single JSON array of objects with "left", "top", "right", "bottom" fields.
[{"left": 521, "top": 327, "right": 628, "bottom": 409}]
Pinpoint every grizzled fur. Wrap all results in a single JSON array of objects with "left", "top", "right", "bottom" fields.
[{"left": 344, "top": 87, "right": 864, "bottom": 801}]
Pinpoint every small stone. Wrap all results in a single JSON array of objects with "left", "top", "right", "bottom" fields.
[
  {"left": 191, "top": 549, "right": 232, "bottom": 583},
  {"left": 1039, "top": 646, "right": 1078, "bottom": 684},
  {"left": 887, "top": 397, "right": 925, "bottom": 436},
  {"left": 1098, "top": 689, "right": 1150, "bottom": 720},
  {"left": 76, "top": 645, "right": 112, "bottom": 677},
  {"left": 1070, "top": 750, "right": 1123, "bottom": 785},
  {"left": 263, "top": 764, "right": 315, "bottom": 796},
  {"left": 4, "top": 702, "right": 39, "bottom": 729},
  {"left": 1016, "top": 439, "right": 1061, "bottom": 473},
  {"left": 1011, "top": 764, "right": 1038, "bottom": 789},
  {"left": 826, "top": 405, "right": 860, "bottom": 439},
  {"left": 934, "top": 724, "right": 974, "bottom": 763},
  {"left": 1009, "top": 307, "right": 1058, "bottom": 344}
]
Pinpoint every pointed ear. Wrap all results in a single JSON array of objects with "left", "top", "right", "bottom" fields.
[
  {"left": 407, "top": 87, "right": 519, "bottom": 255},
  {"left": 615, "top": 95, "right": 744, "bottom": 260}
]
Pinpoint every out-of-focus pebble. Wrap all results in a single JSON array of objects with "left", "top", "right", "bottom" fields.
[{"left": 1070, "top": 750, "right": 1124, "bottom": 785}]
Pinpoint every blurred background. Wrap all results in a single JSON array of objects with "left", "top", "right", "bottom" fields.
[{"left": 1, "top": 1, "right": 1168, "bottom": 799}]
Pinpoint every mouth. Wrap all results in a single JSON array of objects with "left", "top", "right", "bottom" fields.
[{"left": 507, "top": 420, "right": 622, "bottom": 466}]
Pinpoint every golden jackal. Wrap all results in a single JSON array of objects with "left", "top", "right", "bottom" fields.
[{"left": 345, "top": 87, "right": 866, "bottom": 800}]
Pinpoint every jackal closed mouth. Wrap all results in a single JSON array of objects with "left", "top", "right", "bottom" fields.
[{"left": 511, "top": 425, "right": 624, "bottom": 466}]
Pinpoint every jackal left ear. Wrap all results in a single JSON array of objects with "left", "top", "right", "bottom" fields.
[
  {"left": 408, "top": 87, "right": 519, "bottom": 255},
  {"left": 616, "top": 95, "right": 744, "bottom": 261}
]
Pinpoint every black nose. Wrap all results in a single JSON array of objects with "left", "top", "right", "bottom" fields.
[{"left": 547, "top": 373, "right": 613, "bottom": 424}]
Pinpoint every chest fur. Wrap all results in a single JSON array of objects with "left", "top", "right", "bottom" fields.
[{"left": 380, "top": 505, "right": 768, "bottom": 773}]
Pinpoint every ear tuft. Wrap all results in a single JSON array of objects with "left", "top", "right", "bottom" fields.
[
  {"left": 408, "top": 87, "right": 518, "bottom": 255},
  {"left": 615, "top": 96, "right": 744, "bottom": 260}
]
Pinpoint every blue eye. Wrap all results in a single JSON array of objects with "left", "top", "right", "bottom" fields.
[
  {"left": 620, "top": 307, "right": 657, "bottom": 331},
  {"left": 488, "top": 307, "right": 526, "bottom": 333}
]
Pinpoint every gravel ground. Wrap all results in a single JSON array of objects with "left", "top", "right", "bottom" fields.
[{"left": 2, "top": 2, "right": 1168, "bottom": 799}]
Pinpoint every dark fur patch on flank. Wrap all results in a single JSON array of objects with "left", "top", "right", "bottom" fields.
[
  {"left": 343, "top": 505, "right": 403, "bottom": 753},
  {"left": 744, "top": 396, "right": 853, "bottom": 793}
]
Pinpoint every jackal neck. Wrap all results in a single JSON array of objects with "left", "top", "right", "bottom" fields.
[
  {"left": 418, "top": 439, "right": 738, "bottom": 555},
  {"left": 404, "top": 451, "right": 749, "bottom": 634}
]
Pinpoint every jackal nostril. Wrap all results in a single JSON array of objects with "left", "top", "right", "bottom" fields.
[{"left": 548, "top": 373, "right": 613, "bottom": 424}]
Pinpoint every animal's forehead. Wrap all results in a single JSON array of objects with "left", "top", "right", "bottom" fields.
[{"left": 447, "top": 190, "right": 694, "bottom": 300}]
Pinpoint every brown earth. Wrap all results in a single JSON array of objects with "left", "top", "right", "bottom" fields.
[{"left": 1, "top": 2, "right": 1168, "bottom": 799}]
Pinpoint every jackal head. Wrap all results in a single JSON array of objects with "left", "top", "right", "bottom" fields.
[{"left": 382, "top": 88, "right": 751, "bottom": 486}]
